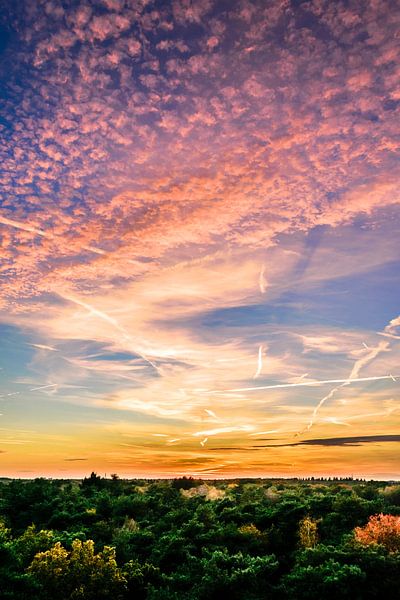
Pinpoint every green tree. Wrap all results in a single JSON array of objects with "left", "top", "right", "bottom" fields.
[
  {"left": 283, "top": 557, "right": 365, "bottom": 600},
  {"left": 195, "top": 549, "right": 278, "bottom": 599}
]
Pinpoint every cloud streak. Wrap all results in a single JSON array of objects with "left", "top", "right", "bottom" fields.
[{"left": 255, "top": 435, "right": 400, "bottom": 448}]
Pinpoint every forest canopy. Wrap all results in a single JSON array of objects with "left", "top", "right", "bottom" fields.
[{"left": 0, "top": 476, "right": 399, "bottom": 599}]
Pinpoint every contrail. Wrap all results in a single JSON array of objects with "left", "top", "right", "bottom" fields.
[
  {"left": 248, "top": 429, "right": 279, "bottom": 436},
  {"left": 297, "top": 385, "right": 342, "bottom": 435},
  {"left": 298, "top": 340, "right": 390, "bottom": 434},
  {"left": 0, "top": 215, "right": 47, "bottom": 237},
  {"left": 29, "top": 343, "right": 59, "bottom": 352},
  {"left": 216, "top": 374, "right": 398, "bottom": 393},
  {"left": 259, "top": 265, "right": 267, "bottom": 293},
  {"left": 0, "top": 382, "right": 86, "bottom": 399},
  {"left": 253, "top": 345, "right": 263, "bottom": 379},
  {"left": 324, "top": 417, "right": 351, "bottom": 427},
  {"left": 59, "top": 294, "right": 121, "bottom": 329},
  {"left": 200, "top": 437, "right": 208, "bottom": 447},
  {"left": 377, "top": 332, "right": 400, "bottom": 340},
  {"left": 58, "top": 293, "right": 161, "bottom": 374},
  {"left": 347, "top": 341, "right": 389, "bottom": 380},
  {"left": 293, "top": 320, "right": 397, "bottom": 434},
  {"left": 297, "top": 373, "right": 309, "bottom": 381},
  {"left": 204, "top": 409, "right": 218, "bottom": 419},
  {"left": 84, "top": 245, "right": 106, "bottom": 255},
  {"left": 193, "top": 425, "right": 254, "bottom": 437},
  {"left": 1, "top": 384, "right": 56, "bottom": 396},
  {"left": 29, "top": 384, "right": 58, "bottom": 392},
  {"left": 0, "top": 383, "right": 59, "bottom": 398},
  {"left": 0, "top": 214, "right": 105, "bottom": 256}
]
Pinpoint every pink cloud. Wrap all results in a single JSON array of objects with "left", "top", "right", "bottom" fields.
[
  {"left": 0, "top": 0, "right": 399, "bottom": 313},
  {"left": 206, "top": 36, "right": 219, "bottom": 50},
  {"left": 101, "top": 0, "right": 125, "bottom": 11},
  {"left": 88, "top": 14, "right": 131, "bottom": 42}
]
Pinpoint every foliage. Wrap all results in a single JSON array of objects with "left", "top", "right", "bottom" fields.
[
  {"left": 28, "top": 539, "right": 126, "bottom": 599},
  {"left": 298, "top": 516, "right": 319, "bottom": 548},
  {"left": 283, "top": 557, "right": 365, "bottom": 599},
  {"left": 195, "top": 549, "right": 279, "bottom": 599},
  {"left": 354, "top": 513, "right": 400, "bottom": 552},
  {"left": 0, "top": 476, "right": 398, "bottom": 598}
]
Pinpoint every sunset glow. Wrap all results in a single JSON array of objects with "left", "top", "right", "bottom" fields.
[{"left": 0, "top": 0, "right": 399, "bottom": 479}]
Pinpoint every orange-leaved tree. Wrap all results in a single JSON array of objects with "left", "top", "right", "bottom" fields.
[{"left": 354, "top": 513, "right": 400, "bottom": 553}]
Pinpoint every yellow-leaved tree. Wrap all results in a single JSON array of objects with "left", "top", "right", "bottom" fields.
[
  {"left": 28, "top": 539, "right": 126, "bottom": 599},
  {"left": 298, "top": 516, "right": 319, "bottom": 548}
]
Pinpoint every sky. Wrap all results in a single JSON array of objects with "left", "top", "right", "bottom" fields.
[{"left": 0, "top": 0, "right": 399, "bottom": 480}]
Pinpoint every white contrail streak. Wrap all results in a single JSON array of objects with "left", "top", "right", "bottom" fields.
[
  {"left": 216, "top": 374, "right": 399, "bottom": 393},
  {"left": 259, "top": 266, "right": 267, "bottom": 293},
  {"left": 193, "top": 425, "right": 254, "bottom": 437},
  {"left": 0, "top": 383, "right": 58, "bottom": 398},
  {"left": 84, "top": 245, "right": 106, "bottom": 255},
  {"left": 347, "top": 341, "right": 389, "bottom": 380},
  {"left": 204, "top": 409, "right": 218, "bottom": 419},
  {"left": 29, "top": 343, "right": 59, "bottom": 352},
  {"left": 253, "top": 345, "right": 264, "bottom": 379},
  {"left": 0, "top": 382, "right": 87, "bottom": 399},
  {"left": 200, "top": 437, "right": 208, "bottom": 447},
  {"left": 324, "top": 417, "right": 351, "bottom": 427},
  {"left": 298, "top": 385, "right": 341, "bottom": 435},
  {"left": 58, "top": 293, "right": 161, "bottom": 374},
  {"left": 0, "top": 215, "right": 105, "bottom": 256},
  {"left": 0, "top": 215, "right": 47, "bottom": 237},
  {"left": 297, "top": 373, "right": 309, "bottom": 381},
  {"left": 298, "top": 340, "right": 390, "bottom": 434},
  {"left": 29, "top": 384, "right": 58, "bottom": 392},
  {"left": 60, "top": 294, "right": 121, "bottom": 328},
  {"left": 377, "top": 332, "right": 400, "bottom": 340},
  {"left": 248, "top": 429, "right": 279, "bottom": 436}
]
